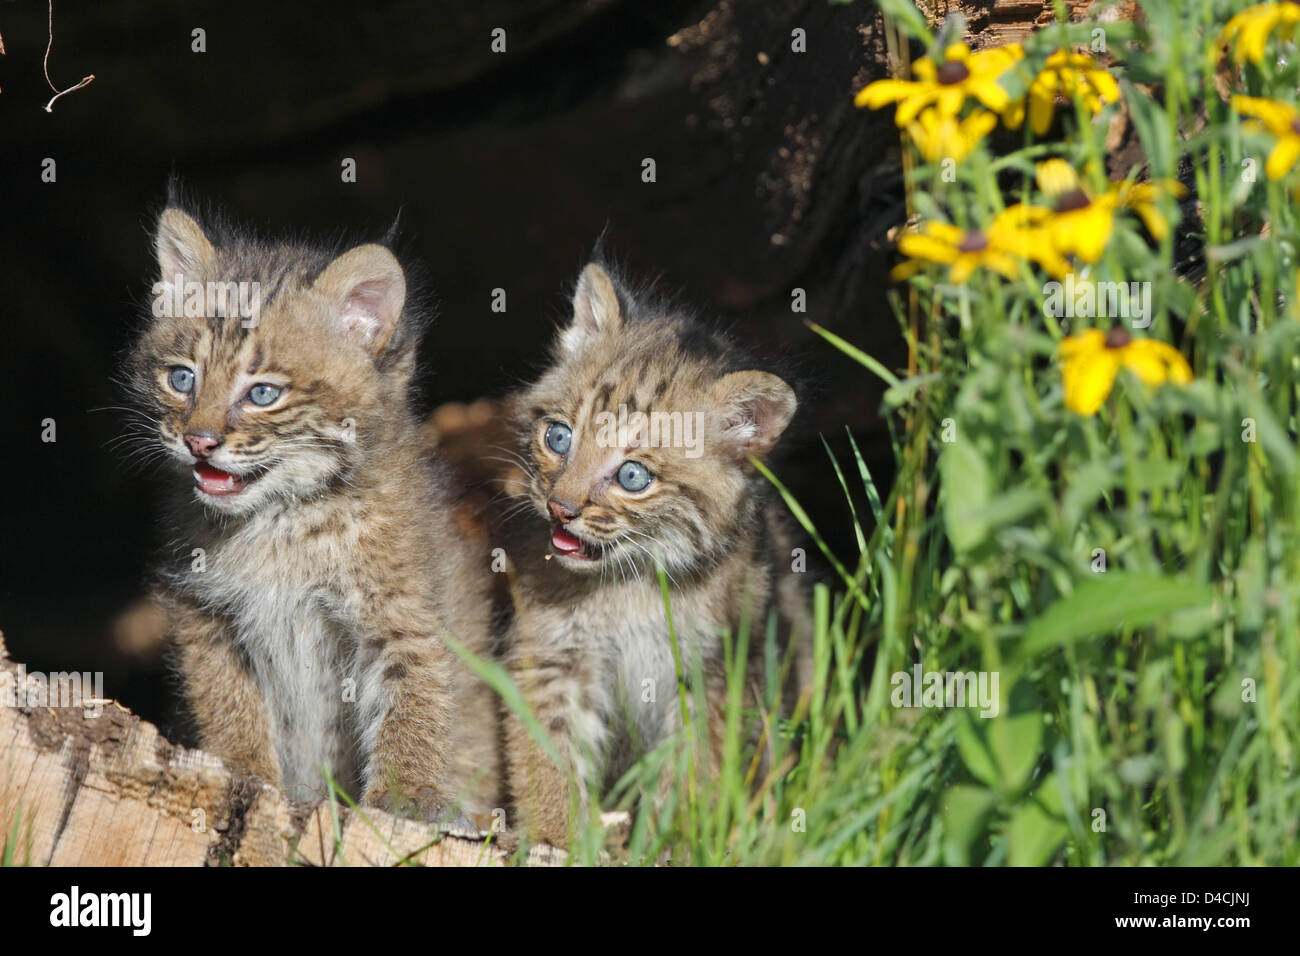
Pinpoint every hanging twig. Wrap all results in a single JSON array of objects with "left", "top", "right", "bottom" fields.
[{"left": 43, "top": 0, "right": 95, "bottom": 113}]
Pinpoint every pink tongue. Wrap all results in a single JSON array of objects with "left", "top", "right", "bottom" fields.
[
  {"left": 194, "top": 462, "right": 246, "bottom": 496},
  {"left": 551, "top": 528, "right": 583, "bottom": 553}
]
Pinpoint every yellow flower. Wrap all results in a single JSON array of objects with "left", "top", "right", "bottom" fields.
[
  {"left": 1004, "top": 49, "right": 1121, "bottom": 135},
  {"left": 1032, "top": 160, "right": 1118, "bottom": 263},
  {"left": 856, "top": 42, "right": 1024, "bottom": 126},
  {"left": 1028, "top": 160, "right": 1186, "bottom": 264},
  {"left": 892, "top": 220, "right": 1017, "bottom": 284},
  {"left": 1111, "top": 178, "right": 1186, "bottom": 241},
  {"left": 1232, "top": 95, "right": 1300, "bottom": 180},
  {"left": 985, "top": 203, "right": 1073, "bottom": 277},
  {"left": 892, "top": 206, "right": 1062, "bottom": 283},
  {"left": 906, "top": 107, "right": 998, "bottom": 163},
  {"left": 1218, "top": 1, "right": 1300, "bottom": 65},
  {"left": 1059, "top": 327, "right": 1192, "bottom": 416}
]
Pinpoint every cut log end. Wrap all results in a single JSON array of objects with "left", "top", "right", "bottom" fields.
[{"left": 0, "top": 630, "right": 561, "bottom": 867}]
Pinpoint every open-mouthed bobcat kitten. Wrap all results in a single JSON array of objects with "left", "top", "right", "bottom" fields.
[
  {"left": 127, "top": 205, "right": 499, "bottom": 823},
  {"left": 501, "top": 261, "right": 811, "bottom": 846}
]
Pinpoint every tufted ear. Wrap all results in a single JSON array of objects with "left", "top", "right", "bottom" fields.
[
  {"left": 709, "top": 370, "right": 797, "bottom": 460},
  {"left": 312, "top": 244, "right": 407, "bottom": 354},
  {"left": 155, "top": 208, "right": 216, "bottom": 285},
  {"left": 560, "top": 262, "right": 622, "bottom": 354}
]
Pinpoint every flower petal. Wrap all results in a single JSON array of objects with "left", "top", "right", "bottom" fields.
[
  {"left": 1029, "top": 88, "right": 1056, "bottom": 136},
  {"left": 1059, "top": 329, "right": 1106, "bottom": 362},
  {"left": 948, "top": 255, "right": 978, "bottom": 284},
  {"left": 1062, "top": 347, "right": 1120, "bottom": 416},
  {"left": 1266, "top": 135, "right": 1300, "bottom": 181},
  {"left": 1122, "top": 340, "right": 1192, "bottom": 386},
  {"left": 856, "top": 78, "right": 917, "bottom": 109}
]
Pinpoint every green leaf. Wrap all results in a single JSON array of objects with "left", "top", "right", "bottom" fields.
[
  {"left": 974, "top": 488, "right": 1050, "bottom": 537},
  {"left": 1247, "top": 399, "right": 1298, "bottom": 479},
  {"left": 939, "top": 440, "right": 993, "bottom": 553},
  {"left": 1122, "top": 79, "right": 1176, "bottom": 180},
  {"left": 955, "top": 713, "right": 1001, "bottom": 789},
  {"left": 882, "top": 373, "right": 941, "bottom": 411},
  {"left": 1007, "top": 797, "right": 1069, "bottom": 866},
  {"left": 942, "top": 785, "right": 996, "bottom": 864},
  {"left": 807, "top": 322, "right": 901, "bottom": 388},
  {"left": 871, "top": 0, "right": 934, "bottom": 43},
  {"left": 1062, "top": 457, "right": 1119, "bottom": 530},
  {"left": 847, "top": 429, "right": 886, "bottom": 528},
  {"left": 990, "top": 711, "right": 1044, "bottom": 794},
  {"left": 1021, "top": 574, "right": 1218, "bottom": 657}
]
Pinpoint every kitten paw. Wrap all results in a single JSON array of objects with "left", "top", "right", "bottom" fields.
[{"left": 363, "top": 784, "right": 477, "bottom": 833}]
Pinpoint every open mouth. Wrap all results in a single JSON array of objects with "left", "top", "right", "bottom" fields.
[
  {"left": 550, "top": 523, "right": 603, "bottom": 561},
  {"left": 193, "top": 461, "right": 263, "bottom": 497}
]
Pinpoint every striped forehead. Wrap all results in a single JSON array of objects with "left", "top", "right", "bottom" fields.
[
  {"left": 193, "top": 324, "right": 263, "bottom": 377},
  {"left": 573, "top": 353, "right": 693, "bottom": 424}
]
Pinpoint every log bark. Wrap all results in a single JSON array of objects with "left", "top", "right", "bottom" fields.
[{"left": 0, "top": 630, "right": 560, "bottom": 867}]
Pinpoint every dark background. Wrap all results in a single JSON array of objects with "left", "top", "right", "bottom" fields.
[{"left": 0, "top": 0, "right": 903, "bottom": 737}]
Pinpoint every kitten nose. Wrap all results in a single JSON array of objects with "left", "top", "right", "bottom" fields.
[
  {"left": 184, "top": 431, "right": 222, "bottom": 459},
  {"left": 547, "top": 498, "right": 578, "bottom": 523}
]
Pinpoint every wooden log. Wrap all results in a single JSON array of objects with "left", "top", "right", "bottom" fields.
[{"left": 0, "top": 630, "right": 561, "bottom": 866}]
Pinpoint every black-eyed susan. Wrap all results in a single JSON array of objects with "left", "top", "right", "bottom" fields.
[
  {"left": 892, "top": 208, "right": 1044, "bottom": 284},
  {"left": 856, "top": 42, "right": 1023, "bottom": 126},
  {"left": 1111, "top": 178, "right": 1187, "bottom": 241},
  {"left": 1003, "top": 49, "right": 1120, "bottom": 136},
  {"left": 906, "top": 107, "right": 998, "bottom": 163},
  {"left": 1032, "top": 159, "right": 1118, "bottom": 263},
  {"left": 1059, "top": 326, "right": 1193, "bottom": 416},
  {"left": 983, "top": 202, "right": 1072, "bottom": 277},
  {"left": 1232, "top": 95, "right": 1300, "bottom": 180},
  {"left": 1218, "top": 1, "right": 1300, "bottom": 65},
  {"left": 1027, "top": 159, "right": 1186, "bottom": 264}
]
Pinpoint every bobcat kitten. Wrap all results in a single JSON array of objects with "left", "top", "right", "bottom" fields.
[
  {"left": 128, "top": 206, "right": 498, "bottom": 821},
  {"left": 502, "top": 262, "right": 809, "bottom": 846}
]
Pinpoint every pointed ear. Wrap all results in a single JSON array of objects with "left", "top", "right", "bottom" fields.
[
  {"left": 155, "top": 209, "right": 216, "bottom": 282},
  {"left": 312, "top": 244, "right": 407, "bottom": 354},
  {"left": 709, "top": 370, "right": 797, "bottom": 459},
  {"left": 560, "top": 263, "right": 622, "bottom": 354}
]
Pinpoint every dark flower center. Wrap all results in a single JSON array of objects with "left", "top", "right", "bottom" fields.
[
  {"left": 1291, "top": 117, "right": 1300, "bottom": 137},
  {"left": 1056, "top": 189, "right": 1092, "bottom": 213},
  {"left": 937, "top": 60, "right": 971, "bottom": 85},
  {"left": 957, "top": 231, "right": 989, "bottom": 253},
  {"left": 1105, "top": 326, "right": 1132, "bottom": 349}
]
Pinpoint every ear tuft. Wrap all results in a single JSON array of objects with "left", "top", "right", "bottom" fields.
[
  {"left": 560, "top": 263, "right": 622, "bottom": 354},
  {"left": 155, "top": 209, "right": 216, "bottom": 283},
  {"left": 313, "top": 244, "right": 407, "bottom": 354},
  {"left": 709, "top": 370, "right": 797, "bottom": 460}
]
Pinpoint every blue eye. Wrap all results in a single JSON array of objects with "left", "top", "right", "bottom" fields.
[
  {"left": 168, "top": 367, "right": 195, "bottom": 394},
  {"left": 616, "top": 460, "right": 651, "bottom": 492},
  {"left": 545, "top": 422, "right": 572, "bottom": 455},
  {"left": 248, "top": 384, "right": 282, "bottom": 406}
]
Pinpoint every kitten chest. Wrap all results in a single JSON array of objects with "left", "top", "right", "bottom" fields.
[
  {"left": 192, "top": 525, "right": 365, "bottom": 802},
  {"left": 548, "top": 584, "right": 725, "bottom": 766}
]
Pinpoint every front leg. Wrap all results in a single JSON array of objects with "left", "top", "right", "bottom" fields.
[
  {"left": 357, "top": 604, "right": 463, "bottom": 823},
  {"left": 504, "top": 638, "right": 606, "bottom": 848},
  {"left": 165, "top": 591, "right": 280, "bottom": 786},
  {"left": 654, "top": 665, "right": 729, "bottom": 807}
]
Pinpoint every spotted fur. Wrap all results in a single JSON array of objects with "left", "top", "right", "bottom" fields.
[
  {"left": 127, "top": 206, "right": 499, "bottom": 822},
  {"left": 500, "top": 261, "right": 811, "bottom": 846}
]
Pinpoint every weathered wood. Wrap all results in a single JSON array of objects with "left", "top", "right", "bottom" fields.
[{"left": 0, "top": 630, "right": 561, "bottom": 866}]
